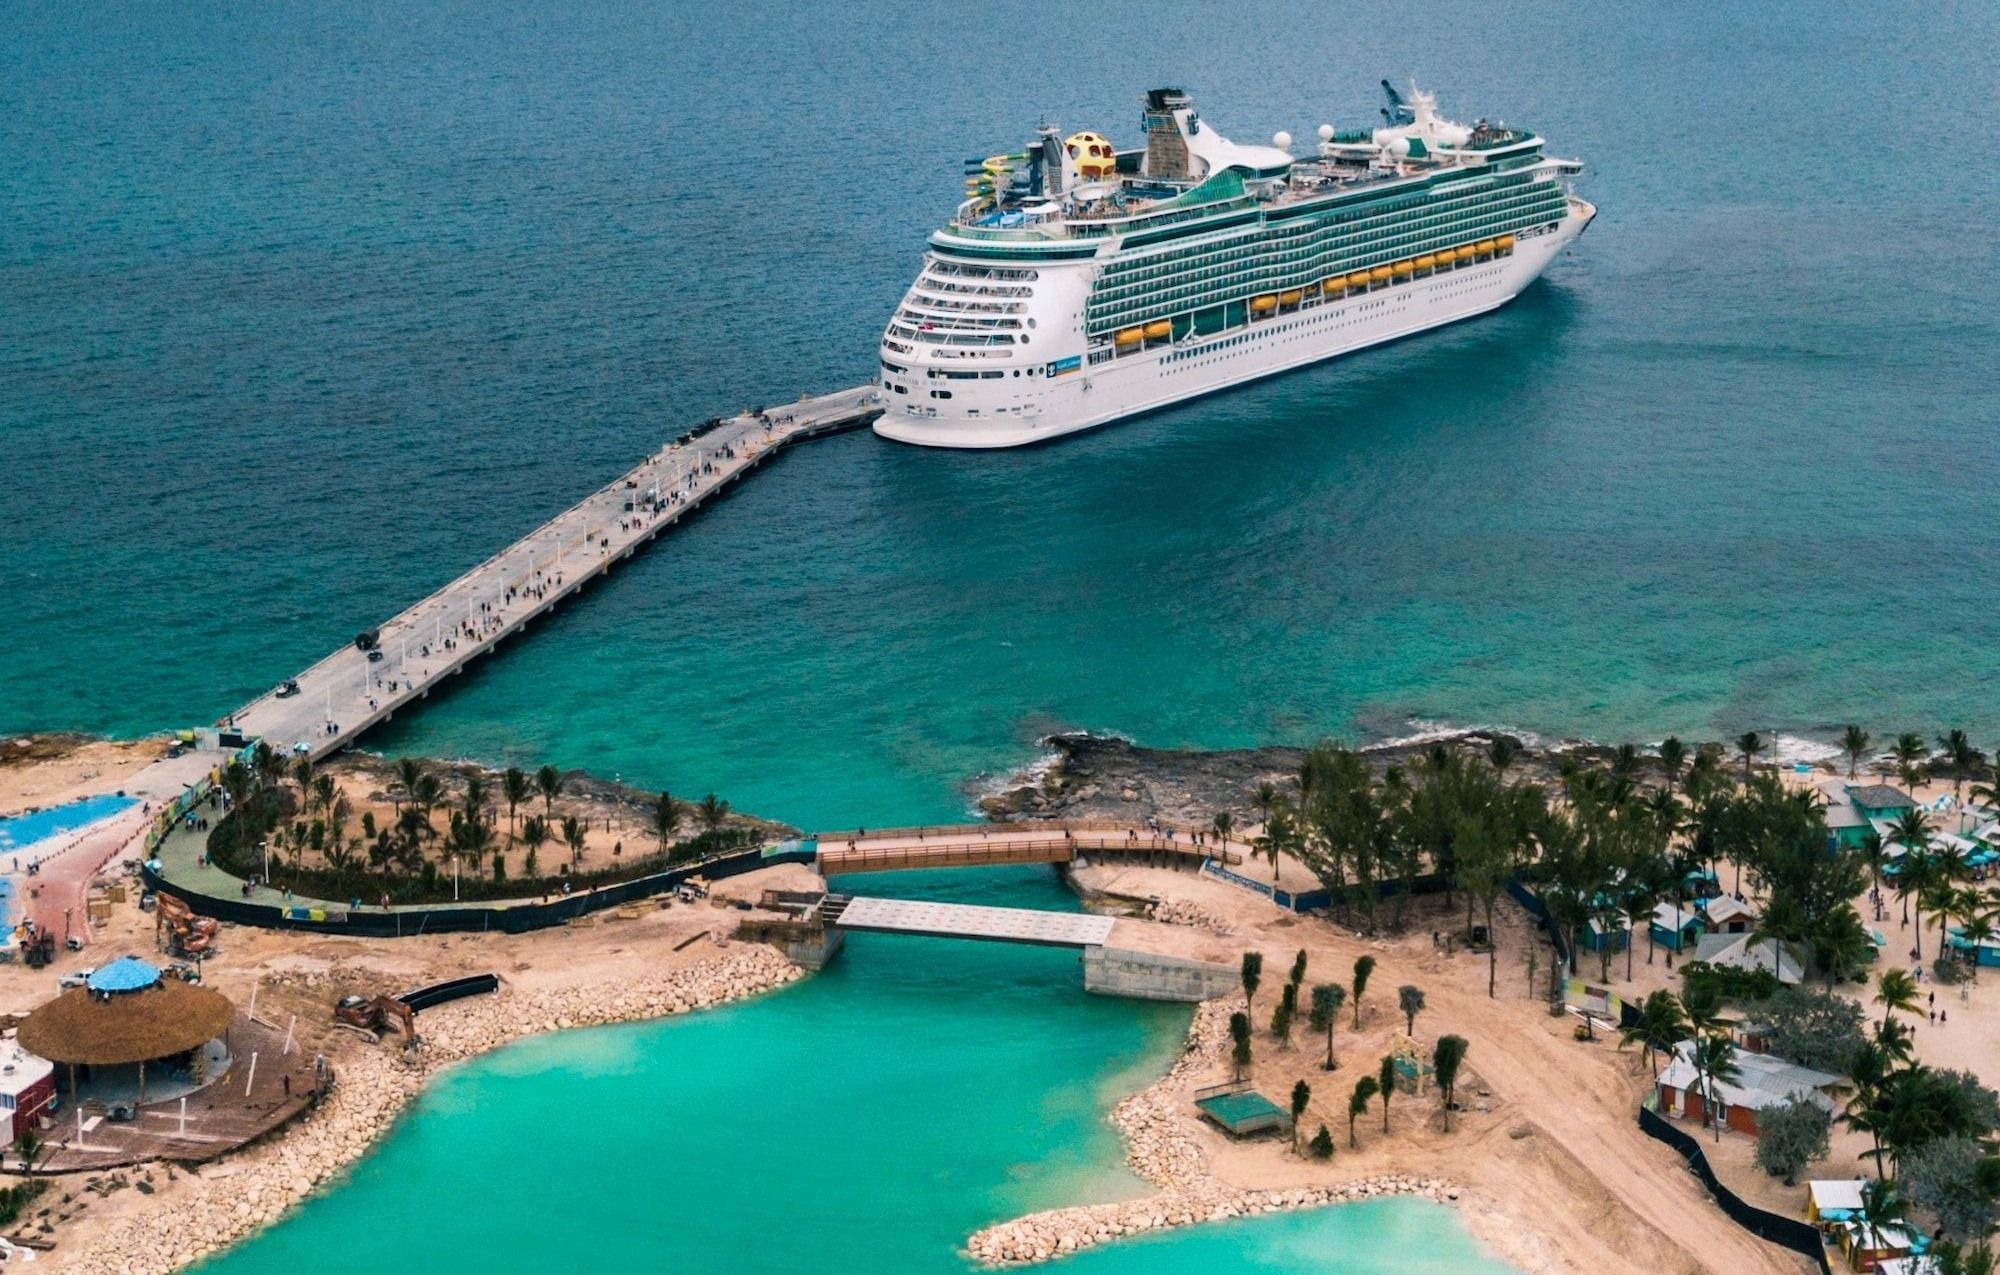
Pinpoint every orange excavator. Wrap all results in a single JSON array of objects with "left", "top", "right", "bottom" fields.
[
  {"left": 153, "top": 893, "right": 219, "bottom": 958},
  {"left": 334, "top": 994, "right": 416, "bottom": 1043}
]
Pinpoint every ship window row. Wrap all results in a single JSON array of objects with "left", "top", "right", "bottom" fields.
[
  {"left": 1093, "top": 184, "right": 1558, "bottom": 298},
  {"left": 894, "top": 310, "right": 1023, "bottom": 332},
  {"left": 1085, "top": 233, "right": 1534, "bottom": 333},
  {"left": 1084, "top": 201, "right": 1562, "bottom": 326},
  {"left": 918, "top": 280, "right": 1036, "bottom": 301},
  {"left": 923, "top": 262, "right": 1040, "bottom": 283},
  {"left": 904, "top": 294, "right": 1027, "bottom": 315},
  {"left": 1087, "top": 192, "right": 1562, "bottom": 307},
  {"left": 1099, "top": 174, "right": 1543, "bottom": 278},
  {"left": 886, "top": 324, "right": 1019, "bottom": 346}
]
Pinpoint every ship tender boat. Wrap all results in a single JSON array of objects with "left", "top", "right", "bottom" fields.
[{"left": 875, "top": 81, "right": 1594, "bottom": 449}]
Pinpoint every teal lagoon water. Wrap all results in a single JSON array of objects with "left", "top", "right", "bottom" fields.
[{"left": 194, "top": 869, "right": 1517, "bottom": 1275}]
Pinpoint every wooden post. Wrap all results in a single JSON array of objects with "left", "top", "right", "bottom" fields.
[
  {"left": 282, "top": 1014, "right": 296, "bottom": 1055},
  {"left": 243, "top": 1051, "right": 259, "bottom": 1098},
  {"left": 179, "top": 1096, "right": 188, "bottom": 1137}
]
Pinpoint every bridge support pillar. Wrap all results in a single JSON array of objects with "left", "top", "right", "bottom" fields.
[
  {"left": 784, "top": 926, "right": 845, "bottom": 971},
  {"left": 1082, "top": 946, "right": 1238, "bottom": 1003}
]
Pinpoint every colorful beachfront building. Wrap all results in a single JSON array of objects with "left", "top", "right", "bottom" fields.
[
  {"left": 1846, "top": 784, "right": 1916, "bottom": 823},
  {"left": 1579, "top": 915, "right": 1629, "bottom": 954},
  {"left": 1650, "top": 902, "right": 1705, "bottom": 952},
  {"left": 1655, "top": 1042, "right": 1840, "bottom": 1136},
  {"left": 1946, "top": 926, "right": 2000, "bottom": 969},
  {"left": 1699, "top": 895, "right": 1757, "bottom": 935}
]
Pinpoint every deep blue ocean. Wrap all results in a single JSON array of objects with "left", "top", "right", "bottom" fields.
[{"left": 7, "top": 1, "right": 1996, "bottom": 829}]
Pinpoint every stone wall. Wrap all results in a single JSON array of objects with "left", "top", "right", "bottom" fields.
[{"left": 1082, "top": 946, "right": 1239, "bottom": 1003}]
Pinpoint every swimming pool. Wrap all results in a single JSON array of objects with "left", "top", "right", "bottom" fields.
[{"left": 0, "top": 793, "right": 139, "bottom": 858}]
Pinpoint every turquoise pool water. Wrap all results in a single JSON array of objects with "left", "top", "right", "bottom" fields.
[
  {"left": 0, "top": 793, "right": 137, "bottom": 856},
  {"left": 193, "top": 868, "right": 1519, "bottom": 1274}
]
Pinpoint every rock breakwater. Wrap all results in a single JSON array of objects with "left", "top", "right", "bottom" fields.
[
  {"left": 60, "top": 946, "right": 802, "bottom": 1275},
  {"left": 965, "top": 1001, "right": 1457, "bottom": 1265}
]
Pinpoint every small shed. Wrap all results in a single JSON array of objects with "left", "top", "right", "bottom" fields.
[
  {"left": 1807, "top": 1178, "right": 1866, "bottom": 1232},
  {"left": 0, "top": 1041, "right": 55, "bottom": 1141},
  {"left": 1193, "top": 1082, "right": 1287, "bottom": 1137},
  {"left": 1657, "top": 1041, "right": 1839, "bottom": 1136},
  {"left": 1650, "top": 902, "right": 1705, "bottom": 952},
  {"left": 1580, "top": 915, "right": 1629, "bottom": 953},
  {"left": 1700, "top": 895, "right": 1758, "bottom": 934}
]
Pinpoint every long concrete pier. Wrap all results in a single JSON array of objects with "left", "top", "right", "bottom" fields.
[{"left": 227, "top": 385, "right": 881, "bottom": 760}]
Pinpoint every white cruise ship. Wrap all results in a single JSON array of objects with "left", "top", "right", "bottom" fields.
[{"left": 875, "top": 82, "right": 1594, "bottom": 448}]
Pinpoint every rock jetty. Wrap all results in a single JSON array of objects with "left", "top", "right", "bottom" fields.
[
  {"left": 60, "top": 946, "right": 802, "bottom": 1275},
  {"left": 965, "top": 1001, "right": 1458, "bottom": 1265}
]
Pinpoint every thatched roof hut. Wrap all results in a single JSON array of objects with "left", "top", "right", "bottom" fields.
[{"left": 19, "top": 961, "right": 234, "bottom": 1067}]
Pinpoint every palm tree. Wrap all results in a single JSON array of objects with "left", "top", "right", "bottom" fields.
[
  {"left": 220, "top": 759, "right": 252, "bottom": 823},
  {"left": 535, "top": 764, "right": 564, "bottom": 822},
  {"left": 412, "top": 772, "right": 444, "bottom": 843},
  {"left": 1398, "top": 985, "right": 1425, "bottom": 1036},
  {"left": 501, "top": 767, "right": 530, "bottom": 846},
  {"left": 1658, "top": 737, "right": 1687, "bottom": 794},
  {"left": 1873, "top": 968, "right": 1919, "bottom": 1031},
  {"left": 1229, "top": 1012, "right": 1252, "bottom": 1081},
  {"left": 1735, "top": 731, "right": 1764, "bottom": 788},
  {"left": 1842, "top": 726, "right": 1871, "bottom": 780},
  {"left": 1809, "top": 906, "right": 1875, "bottom": 989},
  {"left": 252, "top": 740, "right": 284, "bottom": 793},
  {"left": 562, "top": 814, "right": 586, "bottom": 867},
  {"left": 1690, "top": 1032, "right": 1741, "bottom": 1143},
  {"left": 1939, "top": 729, "right": 1980, "bottom": 799},
  {"left": 1211, "top": 809, "right": 1235, "bottom": 854},
  {"left": 1957, "top": 913, "right": 1997, "bottom": 985},
  {"left": 311, "top": 773, "right": 336, "bottom": 820},
  {"left": 1857, "top": 1179, "right": 1910, "bottom": 1253},
  {"left": 1893, "top": 732, "right": 1927, "bottom": 787},
  {"left": 1378, "top": 1055, "right": 1397, "bottom": 1133},
  {"left": 1309, "top": 984, "right": 1344, "bottom": 1071},
  {"left": 1346, "top": 1075, "right": 1378, "bottom": 1148},
  {"left": 292, "top": 755, "right": 316, "bottom": 813},
  {"left": 1486, "top": 736, "right": 1520, "bottom": 779},
  {"left": 1252, "top": 781, "right": 1277, "bottom": 832},
  {"left": 1290, "top": 1079, "right": 1311, "bottom": 1152},
  {"left": 1350, "top": 954, "right": 1375, "bottom": 1029},
  {"left": 1841, "top": 1040, "right": 1895, "bottom": 1177},
  {"left": 1432, "top": 1035, "right": 1469, "bottom": 1132},
  {"left": 653, "top": 791, "right": 683, "bottom": 857},
  {"left": 1618, "top": 989, "right": 1689, "bottom": 1077},
  {"left": 1860, "top": 830, "right": 1888, "bottom": 921},
  {"left": 1241, "top": 952, "right": 1263, "bottom": 1017},
  {"left": 697, "top": 793, "right": 730, "bottom": 838}
]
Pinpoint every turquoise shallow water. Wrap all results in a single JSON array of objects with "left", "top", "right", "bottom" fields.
[{"left": 194, "top": 869, "right": 1516, "bottom": 1275}]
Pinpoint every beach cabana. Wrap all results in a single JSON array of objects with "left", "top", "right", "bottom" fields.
[
  {"left": 1839, "top": 1220, "right": 1921, "bottom": 1271},
  {"left": 1824, "top": 800, "right": 1873, "bottom": 850},
  {"left": 1657, "top": 1042, "right": 1838, "bottom": 1135},
  {"left": 1807, "top": 1179, "right": 1866, "bottom": 1233},
  {"left": 1946, "top": 926, "right": 2000, "bottom": 969},
  {"left": 18, "top": 956, "right": 235, "bottom": 1107},
  {"left": 1699, "top": 895, "right": 1758, "bottom": 934},
  {"left": 1650, "top": 902, "right": 1705, "bottom": 952},
  {"left": 1847, "top": 784, "right": 1916, "bottom": 822},
  {"left": 1694, "top": 931, "right": 1804, "bottom": 985},
  {"left": 1580, "top": 915, "right": 1629, "bottom": 954}
]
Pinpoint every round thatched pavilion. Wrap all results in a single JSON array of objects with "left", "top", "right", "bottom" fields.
[{"left": 18, "top": 956, "right": 235, "bottom": 1107}]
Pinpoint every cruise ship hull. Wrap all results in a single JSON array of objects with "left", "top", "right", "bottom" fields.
[{"left": 877, "top": 200, "right": 1593, "bottom": 449}]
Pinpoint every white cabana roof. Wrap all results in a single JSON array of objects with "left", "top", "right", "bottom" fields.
[
  {"left": 1660, "top": 1041, "right": 1838, "bottom": 1114},
  {"left": 1702, "top": 896, "right": 1758, "bottom": 927},
  {"left": 1652, "top": 902, "right": 1701, "bottom": 931},
  {"left": 1695, "top": 932, "right": 1804, "bottom": 985},
  {"left": 1809, "top": 1179, "right": 1866, "bottom": 1212}
]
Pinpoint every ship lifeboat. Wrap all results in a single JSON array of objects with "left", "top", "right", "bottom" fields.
[
  {"left": 1278, "top": 289, "right": 1302, "bottom": 306},
  {"left": 1346, "top": 271, "right": 1372, "bottom": 289},
  {"left": 1497, "top": 233, "right": 1516, "bottom": 251},
  {"left": 1475, "top": 239, "right": 1495, "bottom": 255},
  {"left": 1391, "top": 261, "right": 1413, "bottom": 276},
  {"left": 1440, "top": 247, "right": 1462, "bottom": 264},
  {"left": 1143, "top": 320, "right": 1172, "bottom": 340},
  {"left": 1115, "top": 327, "right": 1145, "bottom": 347},
  {"left": 1250, "top": 295, "right": 1279, "bottom": 313},
  {"left": 1414, "top": 254, "right": 1436, "bottom": 270},
  {"left": 1369, "top": 266, "right": 1392, "bottom": 282}
]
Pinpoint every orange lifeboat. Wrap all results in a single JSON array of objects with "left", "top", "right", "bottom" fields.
[
  {"left": 1279, "top": 289, "right": 1302, "bottom": 306},
  {"left": 1346, "top": 271, "right": 1372, "bottom": 289},
  {"left": 1497, "top": 233, "right": 1516, "bottom": 251},
  {"left": 1250, "top": 295, "right": 1279, "bottom": 313},
  {"left": 1392, "top": 260, "right": 1414, "bottom": 276},
  {"left": 1369, "top": 265, "right": 1392, "bottom": 282},
  {"left": 1115, "top": 327, "right": 1144, "bottom": 347},
  {"left": 1414, "top": 254, "right": 1436, "bottom": 270},
  {"left": 1143, "top": 320, "right": 1172, "bottom": 340}
]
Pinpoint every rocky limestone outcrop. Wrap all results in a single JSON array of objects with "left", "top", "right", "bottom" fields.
[{"left": 58, "top": 946, "right": 802, "bottom": 1275}]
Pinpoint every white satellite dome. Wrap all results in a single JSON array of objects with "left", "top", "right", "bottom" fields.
[
  {"left": 1317, "top": 124, "right": 1335, "bottom": 142},
  {"left": 1272, "top": 131, "right": 1293, "bottom": 150}
]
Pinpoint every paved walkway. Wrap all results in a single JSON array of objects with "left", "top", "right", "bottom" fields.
[{"left": 42, "top": 386, "right": 880, "bottom": 945}]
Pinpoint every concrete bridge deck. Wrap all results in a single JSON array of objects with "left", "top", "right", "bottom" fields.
[
  {"left": 228, "top": 385, "right": 881, "bottom": 762},
  {"left": 830, "top": 895, "right": 1117, "bottom": 948}
]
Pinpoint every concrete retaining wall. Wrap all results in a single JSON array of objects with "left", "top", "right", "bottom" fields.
[{"left": 1083, "top": 946, "right": 1238, "bottom": 1003}]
